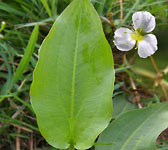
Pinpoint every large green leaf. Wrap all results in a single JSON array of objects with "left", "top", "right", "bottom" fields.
[
  {"left": 96, "top": 102, "right": 168, "bottom": 150},
  {"left": 30, "top": 0, "right": 114, "bottom": 149}
]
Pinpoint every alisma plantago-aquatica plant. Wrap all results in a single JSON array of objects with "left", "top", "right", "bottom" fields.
[{"left": 30, "top": 0, "right": 168, "bottom": 150}]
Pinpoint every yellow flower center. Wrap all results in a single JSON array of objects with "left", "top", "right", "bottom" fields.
[{"left": 131, "top": 29, "right": 144, "bottom": 41}]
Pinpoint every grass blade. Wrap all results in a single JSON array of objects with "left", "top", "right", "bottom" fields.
[
  {"left": 40, "top": 0, "right": 52, "bottom": 17},
  {"left": 0, "top": 49, "right": 12, "bottom": 95},
  {"left": 96, "top": 0, "right": 107, "bottom": 15},
  {"left": 0, "top": 2, "right": 26, "bottom": 17},
  {"left": 12, "top": 25, "right": 39, "bottom": 86}
]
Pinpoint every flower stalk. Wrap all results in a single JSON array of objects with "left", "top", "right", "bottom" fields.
[{"left": 150, "top": 56, "right": 168, "bottom": 101}]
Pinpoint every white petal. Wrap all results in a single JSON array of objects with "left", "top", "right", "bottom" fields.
[
  {"left": 138, "top": 34, "right": 158, "bottom": 58},
  {"left": 113, "top": 27, "right": 136, "bottom": 51},
  {"left": 132, "top": 11, "right": 156, "bottom": 33}
]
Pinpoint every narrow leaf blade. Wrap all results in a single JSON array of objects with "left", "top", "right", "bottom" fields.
[
  {"left": 12, "top": 25, "right": 39, "bottom": 85},
  {"left": 40, "top": 0, "right": 52, "bottom": 17}
]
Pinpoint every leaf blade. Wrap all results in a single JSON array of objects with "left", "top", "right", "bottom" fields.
[
  {"left": 96, "top": 102, "right": 168, "bottom": 150},
  {"left": 30, "top": 0, "right": 114, "bottom": 149}
]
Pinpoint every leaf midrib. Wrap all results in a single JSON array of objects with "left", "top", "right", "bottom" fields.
[{"left": 69, "top": 0, "right": 83, "bottom": 145}]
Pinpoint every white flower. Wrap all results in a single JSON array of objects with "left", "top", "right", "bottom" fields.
[{"left": 113, "top": 11, "right": 158, "bottom": 58}]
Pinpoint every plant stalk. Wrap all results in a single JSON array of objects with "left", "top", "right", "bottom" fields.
[{"left": 150, "top": 56, "right": 168, "bottom": 101}]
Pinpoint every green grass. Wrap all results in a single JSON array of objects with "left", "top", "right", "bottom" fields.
[{"left": 0, "top": 0, "right": 168, "bottom": 149}]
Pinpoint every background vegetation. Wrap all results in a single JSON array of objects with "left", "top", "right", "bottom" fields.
[{"left": 0, "top": 0, "right": 168, "bottom": 149}]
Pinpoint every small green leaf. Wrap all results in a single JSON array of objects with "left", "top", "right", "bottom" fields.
[
  {"left": 30, "top": 0, "right": 114, "bottom": 149},
  {"left": 96, "top": 102, "right": 168, "bottom": 150}
]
